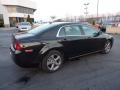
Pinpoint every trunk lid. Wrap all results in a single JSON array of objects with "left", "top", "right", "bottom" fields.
[{"left": 11, "top": 32, "right": 34, "bottom": 49}]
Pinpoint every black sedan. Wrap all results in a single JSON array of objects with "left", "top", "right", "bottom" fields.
[{"left": 10, "top": 22, "right": 114, "bottom": 72}]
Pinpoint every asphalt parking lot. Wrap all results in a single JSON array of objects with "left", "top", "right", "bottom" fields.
[{"left": 0, "top": 29, "right": 120, "bottom": 90}]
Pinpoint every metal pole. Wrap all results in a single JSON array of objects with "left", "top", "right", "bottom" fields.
[
  {"left": 84, "top": 3, "right": 89, "bottom": 19},
  {"left": 97, "top": 0, "right": 99, "bottom": 22}
]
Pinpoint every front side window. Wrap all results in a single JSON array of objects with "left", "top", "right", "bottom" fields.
[
  {"left": 58, "top": 25, "right": 82, "bottom": 37},
  {"left": 82, "top": 25, "right": 98, "bottom": 36}
]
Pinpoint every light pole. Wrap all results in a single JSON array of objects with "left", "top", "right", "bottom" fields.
[
  {"left": 97, "top": 0, "right": 99, "bottom": 22},
  {"left": 84, "top": 3, "right": 89, "bottom": 19}
]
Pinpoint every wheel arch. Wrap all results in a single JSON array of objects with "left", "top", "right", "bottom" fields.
[
  {"left": 37, "top": 47, "right": 65, "bottom": 62},
  {"left": 107, "top": 38, "right": 114, "bottom": 47},
  {"left": 42, "top": 48, "right": 65, "bottom": 58}
]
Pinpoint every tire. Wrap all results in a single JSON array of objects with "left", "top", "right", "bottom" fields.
[
  {"left": 41, "top": 50, "right": 64, "bottom": 73},
  {"left": 102, "top": 40, "right": 112, "bottom": 54}
]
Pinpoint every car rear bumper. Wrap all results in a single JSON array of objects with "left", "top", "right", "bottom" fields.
[{"left": 10, "top": 45, "right": 41, "bottom": 67}]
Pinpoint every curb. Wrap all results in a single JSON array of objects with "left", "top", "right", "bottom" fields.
[{"left": 0, "top": 27, "right": 17, "bottom": 31}]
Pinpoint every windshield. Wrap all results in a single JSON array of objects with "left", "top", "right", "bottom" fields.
[{"left": 28, "top": 23, "right": 55, "bottom": 34}]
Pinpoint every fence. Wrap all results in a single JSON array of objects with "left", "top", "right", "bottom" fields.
[{"left": 106, "top": 27, "right": 120, "bottom": 34}]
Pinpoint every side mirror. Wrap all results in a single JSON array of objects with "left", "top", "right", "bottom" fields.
[
  {"left": 93, "top": 31, "right": 102, "bottom": 37},
  {"left": 100, "top": 26, "right": 106, "bottom": 33},
  {"left": 98, "top": 30, "right": 103, "bottom": 35}
]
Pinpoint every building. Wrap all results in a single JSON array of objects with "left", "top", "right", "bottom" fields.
[{"left": 0, "top": 0, "right": 36, "bottom": 27}]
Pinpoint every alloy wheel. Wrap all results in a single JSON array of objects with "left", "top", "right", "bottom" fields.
[
  {"left": 105, "top": 41, "right": 111, "bottom": 53},
  {"left": 47, "top": 54, "right": 62, "bottom": 71}
]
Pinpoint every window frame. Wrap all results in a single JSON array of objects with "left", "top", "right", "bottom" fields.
[{"left": 56, "top": 24, "right": 83, "bottom": 37}]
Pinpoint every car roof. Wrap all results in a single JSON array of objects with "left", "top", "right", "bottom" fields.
[
  {"left": 20, "top": 22, "right": 29, "bottom": 23},
  {"left": 27, "top": 22, "right": 91, "bottom": 35},
  {"left": 47, "top": 22, "right": 83, "bottom": 26},
  {"left": 19, "top": 22, "right": 30, "bottom": 24},
  {"left": 48, "top": 22, "right": 92, "bottom": 26}
]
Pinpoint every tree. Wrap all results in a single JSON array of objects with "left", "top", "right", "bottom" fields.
[
  {"left": 27, "top": 15, "right": 32, "bottom": 24},
  {"left": 50, "top": 16, "right": 56, "bottom": 20}
]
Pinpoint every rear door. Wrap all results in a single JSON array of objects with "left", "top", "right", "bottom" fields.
[{"left": 57, "top": 24, "right": 86, "bottom": 57}]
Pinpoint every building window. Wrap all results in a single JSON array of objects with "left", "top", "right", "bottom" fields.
[
  {"left": 6, "top": 6, "right": 34, "bottom": 14},
  {"left": 7, "top": 6, "right": 17, "bottom": 13}
]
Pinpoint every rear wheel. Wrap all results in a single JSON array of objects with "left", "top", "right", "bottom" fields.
[
  {"left": 42, "top": 50, "right": 64, "bottom": 73},
  {"left": 102, "top": 40, "right": 112, "bottom": 54}
]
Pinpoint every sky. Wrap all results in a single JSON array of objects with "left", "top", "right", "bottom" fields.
[{"left": 31, "top": 0, "right": 120, "bottom": 21}]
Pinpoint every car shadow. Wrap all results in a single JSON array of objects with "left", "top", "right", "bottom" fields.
[
  {"left": 15, "top": 68, "right": 40, "bottom": 85},
  {"left": 14, "top": 52, "right": 106, "bottom": 85}
]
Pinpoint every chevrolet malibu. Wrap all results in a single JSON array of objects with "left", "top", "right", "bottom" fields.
[{"left": 10, "top": 22, "right": 114, "bottom": 72}]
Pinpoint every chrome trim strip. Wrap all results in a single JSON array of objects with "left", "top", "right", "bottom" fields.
[
  {"left": 69, "top": 50, "right": 103, "bottom": 59},
  {"left": 15, "top": 50, "right": 21, "bottom": 54},
  {"left": 10, "top": 44, "right": 15, "bottom": 52},
  {"left": 10, "top": 44, "right": 21, "bottom": 54},
  {"left": 56, "top": 25, "right": 65, "bottom": 37}
]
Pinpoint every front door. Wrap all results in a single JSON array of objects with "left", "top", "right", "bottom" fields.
[{"left": 81, "top": 24, "right": 106, "bottom": 53}]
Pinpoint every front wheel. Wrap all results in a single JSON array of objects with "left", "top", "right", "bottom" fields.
[
  {"left": 102, "top": 40, "right": 112, "bottom": 54},
  {"left": 42, "top": 50, "right": 64, "bottom": 73}
]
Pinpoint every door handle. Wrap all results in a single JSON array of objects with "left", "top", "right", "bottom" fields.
[{"left": 87, "top": 37, "right": 91, "bottom": 39}]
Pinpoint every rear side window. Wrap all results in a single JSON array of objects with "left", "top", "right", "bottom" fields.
[{"left": 58, "top": 25, "right": 82, "bottom": 37}]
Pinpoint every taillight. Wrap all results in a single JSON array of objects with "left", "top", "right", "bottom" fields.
[{"left": 14, "top": 41, "right": 23, "bottom": 50}]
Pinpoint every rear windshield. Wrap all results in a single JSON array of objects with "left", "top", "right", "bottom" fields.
[{"left": 28, "top": 23, "right": 56, "bottom": 34}]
